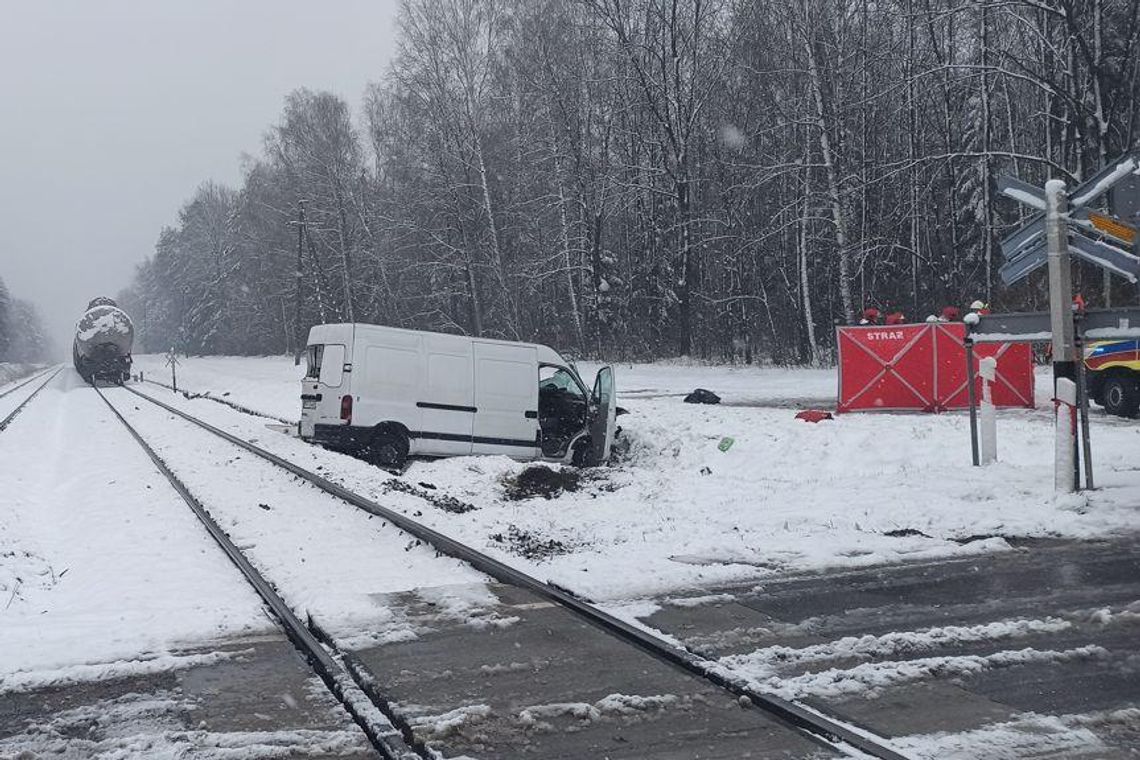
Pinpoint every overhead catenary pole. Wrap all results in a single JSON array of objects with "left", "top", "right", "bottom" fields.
[
  {"left": 1044, "top": 180, "right": 1079, "bottom": 492},
  {"left": 292, "top": 200, "right": 306, "bottom": 363}
]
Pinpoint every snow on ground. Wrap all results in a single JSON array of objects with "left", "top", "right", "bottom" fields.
[
  {"left": 0, "top": 687, "right": 368, "bottom": 759},
  {"left": 896, "top": 708, "right": 1137, "bottom": 759},
  {"left": 126, "top": 354, "right": 1140, "bottom": 604},
  {"left": 0, "top": 372, "right": 267, "bottom": 682},
  {"left": 104, "top": 386, "right": 490, "bottom": 643},
  {"left": 0, "top": 362, "right": 44, "bottom": 390},
  {"left": 134, "top": 354, "right": 304, "bottom": 421}
]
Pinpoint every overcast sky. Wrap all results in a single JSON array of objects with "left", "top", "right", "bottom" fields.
[{"left": 0, "top": 0, "right": 400, "bottom": 350}]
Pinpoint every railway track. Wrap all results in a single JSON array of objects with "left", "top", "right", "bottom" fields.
[
  {"left": 91, "top": 383, "right": 422, "bottom": 760},
  {"left": 102, "top": 381, "right": 913, "bottom": 760},
  {"left": 0, "top": 367, "right": 62, "bottom": 432}
]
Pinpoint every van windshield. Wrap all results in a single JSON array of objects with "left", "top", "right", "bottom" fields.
[{"left": 305, "top": 345, "right": 324, "bottom": 380}]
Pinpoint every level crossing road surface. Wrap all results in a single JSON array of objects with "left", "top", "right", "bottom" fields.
[
  {"left": 1, "top": 371, "right": 1137, "bottom": 758},
  {"left": 642, "top": 538, "right": 1140, "bottom": 757}
]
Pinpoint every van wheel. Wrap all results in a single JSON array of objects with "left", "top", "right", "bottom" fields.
[
  {"left": 1102, "top": 375, "right": 1140, "bottom": 418},
  {"left": 369, "top": 432, "right": 408, "bottom": 470}
]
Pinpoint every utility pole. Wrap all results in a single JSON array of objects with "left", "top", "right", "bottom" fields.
[
  {"left": 292, "top": 200, "right": 306, "bottom": 363},
  {"left": 1045, "top": 181, "right": 1077, "bottom": 368},
  {"left": 1044, "top": 180, "right": 1078, "bottom": 492}
]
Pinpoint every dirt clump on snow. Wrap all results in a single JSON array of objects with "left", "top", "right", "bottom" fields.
[
  {"left": 502, "top": 465, "right": 582, "bottom": 500},
  {"left": 385, "top": 478, "right": 478, "bottom": 514},
  {"left": 882, "top": 528, "right": 931, "bottom": 539},
  {"left": 490, "top": 524, "right": 573, "bottom": 560}
]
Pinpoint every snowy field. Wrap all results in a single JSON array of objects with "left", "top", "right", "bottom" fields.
[{"left": 132, "top": 353, "right": 1140, "bottom": 603}]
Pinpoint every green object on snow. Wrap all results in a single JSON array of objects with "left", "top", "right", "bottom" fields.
[{"left": 718, "top": 436, "right": 735, "bottom": 452}]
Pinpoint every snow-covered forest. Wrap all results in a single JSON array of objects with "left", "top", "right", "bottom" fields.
[
  {"left": 0, "top": 276, "right": 52, "bottom": 363},
  {"left": 118, "top": 0, "right": 1140, "bottom": 362}
]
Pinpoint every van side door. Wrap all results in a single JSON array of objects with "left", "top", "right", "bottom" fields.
[
  {"left": 471, "top": 342, "right": 540, "bottom": 458},
  {"left": 419, "top": 336, "right": 474, "bottom": 456},
  {"left": 357, "top": 332, "right": 424, "bottom": 440}
]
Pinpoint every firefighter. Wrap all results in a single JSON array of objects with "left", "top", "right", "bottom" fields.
[
  {"left": 940, "top": 306, "right": 961, "bottom": 322},
  {"left": 885, "top": 311, "right": 906, "bottom": 325},
  {"left": 969, "top": 299, "right": 990, "bottom": 316},
  {"left": 860, "top": 307, "right": 881, "bottom": 325}
]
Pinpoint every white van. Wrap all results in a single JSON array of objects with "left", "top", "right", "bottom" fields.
[{"left": 299, "top": 323, "right": 617, "bottom": 469}]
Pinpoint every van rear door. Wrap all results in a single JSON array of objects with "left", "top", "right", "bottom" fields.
[
  {"left": 300, "top": 341, "right": 348, "bottom": 439},
  {"left": 471, "top": 342, "right": 539, "bottom": 458}
]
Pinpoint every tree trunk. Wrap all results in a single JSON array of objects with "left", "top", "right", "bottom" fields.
[
  {"left": 474, "top": 134, "right": 519, "bottom": 338},
  {"left": 802, "top": 4, "right": 855, "bottom": 324}
]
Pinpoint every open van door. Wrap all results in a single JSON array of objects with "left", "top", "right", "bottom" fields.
[{"left": 588, "top": 366, "right": 617, "bottom": 465}]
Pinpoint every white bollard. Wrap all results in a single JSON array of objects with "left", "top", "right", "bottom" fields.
[
  {"left": 1055, "top": 378, "right": 1077, "bottom": 493},
  {"left": 978, "top": 356, "right": 997, "bottom": 465}
]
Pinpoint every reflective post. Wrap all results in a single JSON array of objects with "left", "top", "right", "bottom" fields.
[{"left": 965, "top": 337, "right": 980, "bottom": 467}]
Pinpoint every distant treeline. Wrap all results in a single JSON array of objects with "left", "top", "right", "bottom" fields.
[
  {"left": 0, "top": 275, "right": 52, "bottom": 363},
  {"left": 120, "top": 0, "right": 1140, "bottom": 363}
]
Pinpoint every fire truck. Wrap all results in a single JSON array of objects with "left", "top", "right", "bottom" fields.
[{"left": 1086, "top": 340, "right": 1140, "bottom": 417}]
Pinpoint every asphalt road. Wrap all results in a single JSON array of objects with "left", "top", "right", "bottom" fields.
[{"left": 646, "top": 536, "right": 1140, "bottom": 758}]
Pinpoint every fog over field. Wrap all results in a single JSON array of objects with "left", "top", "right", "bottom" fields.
[{"left": 0, "top": 0, "right": 398, "bottom": 350}]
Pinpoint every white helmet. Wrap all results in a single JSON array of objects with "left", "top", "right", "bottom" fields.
[{"left": 969, "top": 300, "right": 986, "bottom": 310}]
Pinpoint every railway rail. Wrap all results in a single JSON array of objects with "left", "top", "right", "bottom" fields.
[
  {"left": 0, "top": 366, "right": 55, "bottom": 400},
  {"left": 90, "top": 383, "right": 423, "bottom": 760},
  {"left": 0, "top": 367, "right": 62, "bottom": 432},
  {"left": 110, "top": 381, "right": 913, "bottom": 760}
]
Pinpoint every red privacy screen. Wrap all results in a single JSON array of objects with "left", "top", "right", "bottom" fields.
[{"left": 836, "top": 323, "right": 1035, "bottom": 413}]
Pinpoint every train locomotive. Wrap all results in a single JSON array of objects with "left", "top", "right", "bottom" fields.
[{"left": 73, "top": 297, "right": 134, "bottom": 384}]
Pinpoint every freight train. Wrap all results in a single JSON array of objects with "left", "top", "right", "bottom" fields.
[{"left": 73, "top": 297, "right": 134, "bottom": 384}]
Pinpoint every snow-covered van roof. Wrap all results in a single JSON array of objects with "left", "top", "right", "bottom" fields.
[{"left": 306, "top": 323, "right": 571, "bottom": 367}]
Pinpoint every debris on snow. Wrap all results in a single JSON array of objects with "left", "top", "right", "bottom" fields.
[
  {"left": 490, "top": 524, "right": 574, "bottom": 561},
  {"left": 384, "top": 477, "right": 477, "bottom": 513},
  {"left": 683, "top": 388, "right": 721, "bottom": 404},
  {"left": 502, "top": 465, "right": 581, "bottom": 500},
  {"left": 883, "top": 528, "right": 932, "bottom": 539}
]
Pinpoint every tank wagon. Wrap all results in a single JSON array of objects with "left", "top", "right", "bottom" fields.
[{"left": 73, "top": 297, "right": 134, "bottom": 384}]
